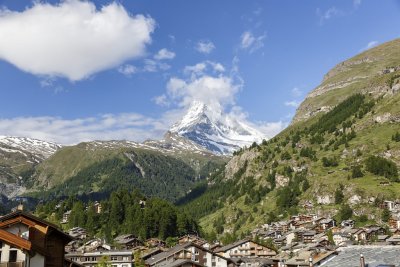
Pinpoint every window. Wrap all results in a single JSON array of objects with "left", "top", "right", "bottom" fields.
[
  {"left": 9, "top": 250, "right": 17, "bottom": 262},
  {"left": 111, "top": 256, "right": 118, "bottom": 261},
  {"left": 122, "top": 256, "right": 129, "bottom": 261}
]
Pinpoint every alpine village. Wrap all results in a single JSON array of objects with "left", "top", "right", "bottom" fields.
[{"left": 1, "top": 2, "right": 400, "bottom": 267}]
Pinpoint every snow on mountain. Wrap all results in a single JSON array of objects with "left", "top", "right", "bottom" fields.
[
  {"left": 0, "top": 136, "right": 61, "bottom": 160},
  {"left": 170, "top": 101, "right": 266, "bottom": 155}
]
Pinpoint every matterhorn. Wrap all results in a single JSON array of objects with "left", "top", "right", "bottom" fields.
[{"left": 169, "top": 101, "right": 266, "bottom": 155}]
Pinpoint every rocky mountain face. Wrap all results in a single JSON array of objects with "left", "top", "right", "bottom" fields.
[
  {"left": 182, "top": 38, "right": 400, "bottom": 236},
  {"left": 0, "top": 136, "right": 61, "bottom": 198},
  {"left": 170, "top": 101, "right": 266, "bottom": 155},
  {"left": 293, "top": 38, "right": 400, "bottom": 123}
]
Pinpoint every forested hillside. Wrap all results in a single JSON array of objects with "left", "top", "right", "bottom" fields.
[
  {"left": 26, "top": 142, "right": 225, "bottom": 202},
  {"left": 36, "top": 189, "right": 199, "bottom": 243},
  {"left": 179, "top": 38, "right": 400, "bottom": 240}
]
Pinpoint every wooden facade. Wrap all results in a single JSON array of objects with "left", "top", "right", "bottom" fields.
[{"left": 0, "top": 210, "right": 76, "bottom": 267}]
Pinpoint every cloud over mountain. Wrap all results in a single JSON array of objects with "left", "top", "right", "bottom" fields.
[{"left": 0, "top": 0, "right": 155, "bottom": 81}]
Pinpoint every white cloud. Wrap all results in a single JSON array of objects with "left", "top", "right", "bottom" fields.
[
  {"left": 0, "top": 113, "right": 172, "bottom": 145},
  {"left": 254, "top": 121, "right": 288, "bottom": 138},
  {"left": 0, "top": 0, "right": 155, "bottom": 81},
  {"left": 195, "top": 40, "right": 216, "bottom": 54},
  {"left": 165, "top": 75, "right": 239, "bottom": 111},
  {"left": 284, "top": 100, "right": 301, "bottom": 108},
  {"left": 154, "top": 48, "right": 176, "bottom": 60},
  {"left": 153, "top": 94, "right": 170, "bottom": 107},
  {"left": 143, "top": 59, "right": 171, "bottom": 72},
  {"left": 316, "top": 7, "right": 342, "bottom": 24},
  {"left": 240, "top": 31, "right": 265, "bottom": 53},
  {"left": 291, "top": 87, "right": 303, "bottom": 97},
  {"left": 118, "top": 64, "right": 137, "bottom": 77},
  {"left": 183, "top": 61, "right": 225, "bottom": 78},
  {"left": 360, "top": 40, "right": 379, "bottom": 52}
]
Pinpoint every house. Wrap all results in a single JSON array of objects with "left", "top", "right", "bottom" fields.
[
  {"left": 93, "top": 201, "right": 102, "bottom": 214},
  {"left": 178, "top": 235, "right": 209, "bottom": 248},
  {"left": 389, "top": 214, "right": 400, "bottom": 229},
  {"left": 114, "top": 234, "right": 143, "bottom": 249},
  {"left": 62, "top": 210, "right": 72, "bottom": 224},
  {"left": 332, "top": 233, "right": 350, "bottom": 246},
  {"left": 381, "top": 200, "right": 395, "bottom": 211},
  {"left": 146, "top": 238, "right": 166, "bottom": 248},
  {"left": 214, "top": 238, "right": 277, "bottom": 259},
  {"left": 68, "top": 227, "right": 88, "bottom": 240},
  {"left": 145, "top": 242, "right": 235, "bottom": 267},
  {"left": 350, "top": 229, "right": 367, "bottom": 242},
  {"left": 66, "top": 250, "right": 134, "bottom": 267},
  {"left": 0, "top": 209, "right": 79, "bottom": 267},
  {"left": 316, "top": 219, "right": 335, "bottom": 233},
  {"left": 302, "top": 231, "right": 316, "bottom": 243},
  {"left": 340, "top": 220, "right": 355, "bottom": 228},
  {"left": 365, "top": 226, "right": 385, "bottom": 241},
  {"left": 271, "top": 221, "right": 290, "bottom": 233}
]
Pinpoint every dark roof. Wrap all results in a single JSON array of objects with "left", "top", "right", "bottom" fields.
[
  {"left": 162, "top": 259, "right": 203, "bottom": 267},
  {"left": 215, "top": 238, "right": 251, "bottom": 252},
  {"left": 145, "top": 243, "right": 190, "bottom": 265},
  {"left": 146, "top": 242, "right": 233, "bottom": 266}
]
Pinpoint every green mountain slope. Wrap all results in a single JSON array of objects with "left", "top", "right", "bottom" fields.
[
  {"left": 180, "top": 38, "right": 400, "bottom": 237},
  {"left": 27, "top": 141, "right": 226, "bottom": 202}
]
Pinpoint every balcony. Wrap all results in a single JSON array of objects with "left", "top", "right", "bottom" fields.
[{"left": 0, "top": 262, "right": 25, "bottom": 267}]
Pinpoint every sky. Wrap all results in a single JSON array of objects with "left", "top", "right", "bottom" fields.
[{"left": 0, "top": 0, "right": 399, "bottom": 144}]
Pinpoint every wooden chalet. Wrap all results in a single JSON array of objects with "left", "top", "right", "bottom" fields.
[{"left": 0, "top": 210, "right": 79, "bottom": 267}]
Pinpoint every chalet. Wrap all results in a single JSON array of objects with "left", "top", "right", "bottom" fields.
[
  {"left": 0, "top": 209, "right": 79, "bottom": 267},
  {"left": 271, "top": 221, "right": 290, "bottom": 233},
  {"left": 273, "top": 236, "right": 286, "bottom": 247},
  {"left": 340, "top": 220, "right": 355, "bottom": 228},
  {"left": 68, "top": 227, "right": 87, "bottom": 240},
  {"left": 364, "top": 226, "right": 385, "bottom": 242},
  {"left": 145, "top": 242, "right": 235, "bottom": 267},
  {"left": 178, "top": 235, "right": 209, "bottom": 248},
  {"left": 62, "top": 210, "right": 72, "bottom": 224},
  {"left": 332, "top": 233, "right": 350, "bottom": 246},
  {"left": 93, "top": 202, "right": 102, "bottom": 214},
  {"left": 114, "top": 234, "right": 143, "bottom": 249},
  {"left": 146, "top": 238, "right": 166, "bottom": 248},
  {"left": 66, "top": 250, "right": 133, "bottom": 267},
  {"left": 316, "top": 219, "right": 335, "bottom": 233},
  {"left": 214, "top": 238, "right": 277, "bottom": 259},
  {"left": 381, "top": 200, "right": 395, "bottom": 211},
  {"left": 350, "top": 229, "right": 367, "bottom": 242},
  {"left": 302, "top": 231, "right": 316, "bottom": 244},
  {"left": 389, "top": 215, "right": 400, "bottom": 229}
]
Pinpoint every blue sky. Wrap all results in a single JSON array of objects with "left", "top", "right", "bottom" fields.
[{"left": 0, "top": 0, "right": 399, "bottom": 144}]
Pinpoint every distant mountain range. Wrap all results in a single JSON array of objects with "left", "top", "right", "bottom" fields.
[{"left": 0, "top": 100, "right": 266, "bottom": 200}]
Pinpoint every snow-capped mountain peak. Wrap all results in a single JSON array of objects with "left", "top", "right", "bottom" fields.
[
  {"left": 0, "top": 136, "right": 62, "bottom": 160},
  {"left": 170, "top": 101, "right": 266, "bottom": 155}
]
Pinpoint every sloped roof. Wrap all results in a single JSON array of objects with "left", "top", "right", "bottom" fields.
[{"left": 0, "top": 210, "right": 72, "bottom": 242}]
